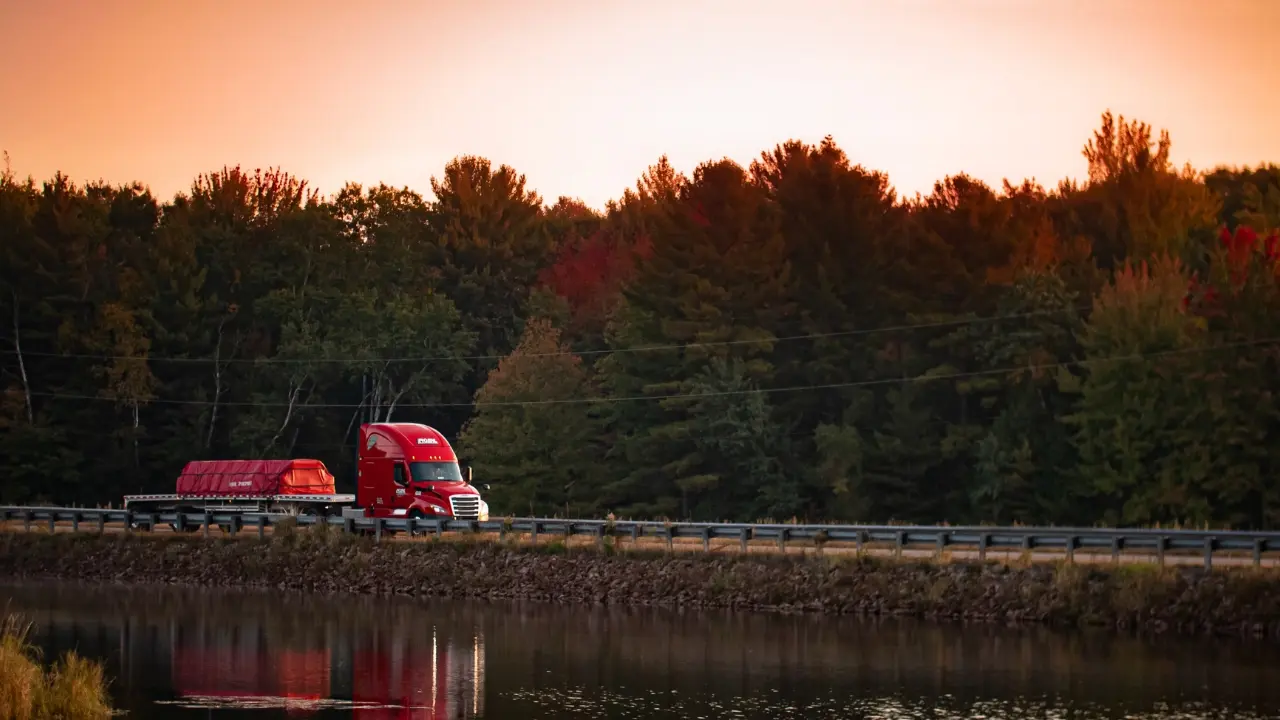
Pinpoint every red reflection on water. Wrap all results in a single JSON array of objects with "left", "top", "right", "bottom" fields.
[
  {"left": 168, "top": 621, "right": 483, "bottom": 718},
  {"left": 171, "top": 644, "right": 329, "bottom": 714},
  {"left": 351, "top": 634, "right": 484, "bottom": 719}
]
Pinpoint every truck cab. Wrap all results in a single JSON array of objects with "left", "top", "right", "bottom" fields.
[{"left": 356, "top": 423, "right": 489, "bottom": 522}]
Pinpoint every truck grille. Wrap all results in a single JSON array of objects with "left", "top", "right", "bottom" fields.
[{"left": 449, "top": 495, "right": 480, "bottom": 519}]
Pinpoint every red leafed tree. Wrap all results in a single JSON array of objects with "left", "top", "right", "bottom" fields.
[
  {"left": 1187, "top": 224, "right": 1280, "bottom": 304},
  {"left": 1184, "top": 224, "right": 1280, "bottom": 315},
  {"left": 537, "top": 230, "right": 652, "bottom": 333}
]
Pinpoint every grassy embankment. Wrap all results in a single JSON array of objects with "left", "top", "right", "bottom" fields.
[{"left": 0, "top": 613, "right": 112, "bottom": 720}]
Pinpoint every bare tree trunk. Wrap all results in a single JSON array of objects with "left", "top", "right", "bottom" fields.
[
  {"left": 342, "top": 385, "right": 375, "bottom": 444},
  {"left": 11, "top": 290, "right": 32, "bottom": 424},
  {"left": 268, "top": 382, "right": 303, "bottom": 449},
  {"left": 206, "top": 317, "right": 227, "bottom": 449},
  {"left": 384, "top": 387, "right": 409, "bottom": 422},
  {"left": 132, "top": 402, "right": 140, "bottom": 470},
  {"left": 343, "top": 405, "right": 363, "bottom": 444},
  {"left": 369, "top": 365, "right": 394, "bottom": 422}
]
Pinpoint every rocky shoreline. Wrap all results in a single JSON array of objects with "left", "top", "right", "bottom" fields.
[{"left": 2, "top": 528, "right": 1278, "bottom": 638}]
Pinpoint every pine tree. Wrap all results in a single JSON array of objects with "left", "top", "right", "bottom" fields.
[
  {"left": 457, "top": 318, "right": 604, "bottom": 517},
  {"left": 597, "top": 159, "right": 792, "bottom": 520}
]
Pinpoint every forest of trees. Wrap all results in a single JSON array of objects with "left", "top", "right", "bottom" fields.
[{"left": 2, "top": 111, "right": 1279, "bottom": 529}]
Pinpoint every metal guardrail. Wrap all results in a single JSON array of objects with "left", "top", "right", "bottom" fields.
[{"left": 2, "top": 505, "right": 1279, "bottom": 568}]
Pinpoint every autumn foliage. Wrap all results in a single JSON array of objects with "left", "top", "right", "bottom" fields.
[
  {"left": 2, "top": 111, "right": 1280, "bottom": 528},
  {"left": 536, "top": 231, "right": 651, "bottom": 333}
]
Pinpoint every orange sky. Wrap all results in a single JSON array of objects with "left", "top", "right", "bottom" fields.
[{"left": 2, "top": 0, "right": 1277, "bottom": 209}]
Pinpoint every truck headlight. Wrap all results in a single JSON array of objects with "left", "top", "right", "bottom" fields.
[
  {"left": 479, "top": 500, "right": 489, "bottom": 522},
  {"left": 428, "top": 504, "right": 446, "bottom": 515}
]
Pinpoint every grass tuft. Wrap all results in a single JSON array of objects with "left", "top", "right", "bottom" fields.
[{"left": 0, "top": 613, "right": 113, "bottom": 719}]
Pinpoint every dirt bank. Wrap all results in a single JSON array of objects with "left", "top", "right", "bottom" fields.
[{"left": 2, "top": 527, "right": 1277, "bottom": 638}]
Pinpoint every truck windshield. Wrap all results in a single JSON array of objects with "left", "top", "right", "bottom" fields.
[{"left": 410, "top": 461, "right": 464, "bottom": 484}]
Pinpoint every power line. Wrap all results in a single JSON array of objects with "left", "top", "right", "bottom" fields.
[
  {"left": 25, "top": 335, "right": 1278, "bottom": 410},
  {"left": 1, "top": 305, "right": 1090, "bottom": 365}
]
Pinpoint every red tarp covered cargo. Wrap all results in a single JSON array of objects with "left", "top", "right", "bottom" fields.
[{"left": 176, "top": 459, "right": 337, "bottom": 497}]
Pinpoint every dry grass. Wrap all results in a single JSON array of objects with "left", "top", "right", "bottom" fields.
[{"left": 0, "top": 614, "right": 112, "bottom": 720}]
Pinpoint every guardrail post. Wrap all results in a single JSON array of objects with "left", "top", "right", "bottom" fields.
[
  {"left": 123, "top": 511, "right": 133, "bottom": 534},
  {"left": 375, "top": 518, "right": 383, "bottom": 543},
  {"left": 343, "top": 516, "right": 354, "bottom": 534},
  {"left": 531, "top": 521, "right": 539, "bottom": 545},
  {"left": 202, "top": 512, "right": 211, "bottom": 539},
  {"left": 228, "top": 516, "right": 240, "bottom": 537},
  {"left": 436, "top": 518, "right": 445, "bottom": 538},
  {"left": 777, "top": 528, "right": 788, "bottom": 553},
  {"left": 1020, "top": 535, "right": 1032, "bottom": 562},
  {"left": 47, "top": 515, "right": 55, "bottom": 534},
  {"left": 1254, "top": 539, "right": 1265, "bottom": 568},
  {"left": 257, "top": 516, "right": 265, "bottom": 540},
  {"left": 1065, "top": 536, "right": 1078, "bottom": 564},
  {"left": 934, "top": 532, "right": 947, "bottom": 561},
  {"left": 701, "top": 527, "right": 710, "bottom": 552},
  {"left": 1203, "top": 538, "right": 1216, "bottom": 569},
  {"left": 1111, "top": 537, "right": 1122, "bottom": 564},
  {"left": 97, "top": 513, "right": 105, "bottom": 534},
  {"left": 895, "top": 531, "right": 905, "bottom": 560},
  {"left": 665, "top": 526, "right": 674, "bottom": 552},
  {"left": 978, "top": 533, "right": 989, "bottom": 562},
  {"left": 22, "top": 511, "right": 30, "bottom": 533},
  {"left": 597, "top": 525, "right": 606, "bottom": 550},
  {"left": 856, "top": 530, "right": 865, "bottom": 557},
  {"left": 630, "top": 525, "right": 640, "bottom": 547},
  {"left": 739, "top": 528, "right": 749, "bottom": 553},
  {"left": 70, "top": 513, "right": 80, "bottom": 533},
  {"left": 1157, "top": 536, "right": 1167, "bottom": 566}
]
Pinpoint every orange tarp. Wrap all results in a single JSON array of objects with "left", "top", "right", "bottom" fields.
[{"left": 279, "top": 461, "right": 337, "bottom": 496}]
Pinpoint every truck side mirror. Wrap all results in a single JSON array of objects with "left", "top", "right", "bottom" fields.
[
  {"left": 482, "top": 484, "right": 491, "bottom": 492},
  {"left": 466, "top": 466, "right": 473, "bottom": 484}
]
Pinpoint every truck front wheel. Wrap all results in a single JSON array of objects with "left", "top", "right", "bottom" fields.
[{"left": 407, "top": 510, "right": 428, "bottom": 538}]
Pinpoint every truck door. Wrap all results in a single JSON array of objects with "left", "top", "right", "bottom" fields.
[
  {"left": 389, "top": 462, "right": 415, "bottom": 514},
  {"left": 358, "top": 457, "right": 397, "bottom": 518}
]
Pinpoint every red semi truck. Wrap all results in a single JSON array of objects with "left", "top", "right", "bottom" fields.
[{"left": 122, "top": 422, "right": 490, "bottom": 523}]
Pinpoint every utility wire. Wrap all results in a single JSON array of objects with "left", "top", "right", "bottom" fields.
[
  {"left": 25, "top": 335, "right": 1279, "bottom": 410},
  {"left": 0, "top": 305, "right": 1091, "bottom": 365}
]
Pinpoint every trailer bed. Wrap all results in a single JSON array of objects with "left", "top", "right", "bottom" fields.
[{"left": 122, "top": 493, "right": 355, "bottom": 507}]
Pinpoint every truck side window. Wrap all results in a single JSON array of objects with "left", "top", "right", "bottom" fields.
[{"left": 393, "top": 464, "right": 407, "bottom": 486}]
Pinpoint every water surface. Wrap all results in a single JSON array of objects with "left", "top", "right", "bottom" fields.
[{"left": 2, "top": 581, "right": 1277, "bottom": 719}]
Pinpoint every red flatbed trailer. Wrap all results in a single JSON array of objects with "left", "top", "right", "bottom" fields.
[{"left": 123, "top": 458, "right": 355, "bottom": 516}]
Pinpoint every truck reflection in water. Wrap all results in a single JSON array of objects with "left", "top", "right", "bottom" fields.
[{"left": 165, "top": 615, "right": 485, "bottom": 718}]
